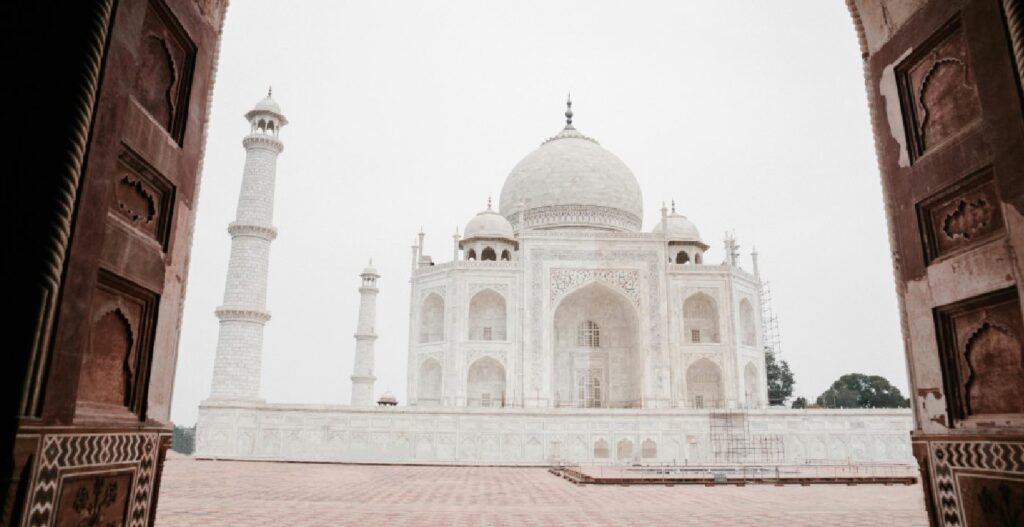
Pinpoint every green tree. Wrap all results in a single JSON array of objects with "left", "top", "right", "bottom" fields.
[
  {"left": 765, "top": 349, "right": 794, "bottom": 405},
  {"left": 816, "top": 373, "right": 910, "bottom": 408},
  {"left": 791, "top": 396, "right": 808, "bottom": 409},
  {"left": 172, "top": 425, "right": 195, "bottom": 454}
]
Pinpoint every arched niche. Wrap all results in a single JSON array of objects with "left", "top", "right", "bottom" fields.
[
  {"left": 740, "top": 298, "right": 756, "bottom": 346},
  {"left": 641, "top": 438, "right": 658, "bottom": 459},
  {"left": 552, "top": 282, "right": 639, "bottom": 408},
  {"left": 675, "top": 250, "right": 690, "bottom": 264},
  {"left": 500, "top": 249, "right": 511, "bottom": 261},
  {"left": 481, "top": 247, "right": 496, "bottom": 261},
  {"left": 683, "top": 292, "right": 720, "bottom": 343},
  {"left": 417, "top": 358, "right": 442, "bottom": 405},
  {"left": 686, "top": 358, "right": 723, "bottom": 408},
  {"left": 468, "top": 289, "right": 506, "bottom": 341},
  {"left": 419, "top": 293, "right": 445, "bottom": 343},
  {"left": 466, "top": 249, "right": 477, "bottom": 261},
  {"left": 466, "top": 356, "right": 506, "bottom": 407},
  {"left": 744, "top": 361, "right": 762, "bottom": 407}
]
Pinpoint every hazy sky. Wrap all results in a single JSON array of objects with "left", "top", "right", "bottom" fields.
[{"left": 171, "top": 0, "right": 906, "bottom": 424}]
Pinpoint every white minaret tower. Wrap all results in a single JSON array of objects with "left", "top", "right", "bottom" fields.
[
  {"left": 350, "top": 261, "right": 380, "bottom": 405},
  {"left": 208, "top": 89, "right": 286, "bottom": 400}
]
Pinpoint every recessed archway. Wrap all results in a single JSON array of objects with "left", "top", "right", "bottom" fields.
[
  {"left": 686, "top": 358, "right": 723, "bottom": 409},
  {"left": 552, "top": 282, "right": 639, "bottom": 408},
  {"left": 468, "top": 289, "right": 506, "bottom": 341},
  {"left": 417, "top": 358, "right": 442, "bottom": 406},
  {"left": 466, "top": 356, "right": 506, "bottom": 407}
]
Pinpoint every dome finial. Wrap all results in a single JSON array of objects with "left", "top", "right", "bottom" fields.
[
  {"left": 564, "top": 93, "right": 574, "bottom": 129},
  {"left": 671, "top": 199, "right": 676, "bottom": 214},
  {"left": 268, "top": 86, "right": 272, "bottom": 98},
  {"left": 487, "top": 196, "right": 492, "bottom": 210}
]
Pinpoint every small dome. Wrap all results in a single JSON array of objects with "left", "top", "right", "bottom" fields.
[
  {"left": 653, "top": 214, "right": 702, "bottom": 243},
  {"left": 254, "top": 95, "right": 281, "bottom": 114},
  {"left": 245, "top": 90, "right": 288, "bottom": 125},
  {"left": 378, "top": 390, "right": 398, "bottom": 404},
  {"left": 464, "top": 207, "right": 514, "bottom": 240}
]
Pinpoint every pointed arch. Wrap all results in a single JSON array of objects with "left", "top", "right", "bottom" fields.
[
  {"left": 466, "top": 356, "right": 506, "bottom": 407},
  {"left": 744, "top": 361, "right": 762, "bottom": 407},
  {"left": 481, "top": 247, "right": 496, "bottom": 261},
  {"left": 468, "top": 288, "right": 506, "bottom": 340},
  {"left": 419, "top": 293, "right": 444, "bottom": 343},
  {"left": 686, "top": 358, "right": 723, "bottom": 408},
  {"left": 683, "top": 292, "right": 720, "bottom": 343},
  {"left": 417, "top": 358, "right": 442, "bottom": 405},
  {"left": 675, "top": 250, "right": 690, "bottom": 264},
  {"left": 466, "top": 248, "right": 477, "bottom": 261},
  {"left": 740, "top": 298, "right": 756, "bottom": 346},
  {"left": 500, "top": 249, "right": 511, "bottom": 261}
]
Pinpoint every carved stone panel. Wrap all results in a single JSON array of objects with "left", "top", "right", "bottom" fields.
[
  {"left": 917, "top": 167, "right": 1004, "bottom": 263},
  {"left": 897, "top": 17, "right": 982, "bottom": 160},
  {"left": 112, "top": 147, "right": 175, "bottom": 249},
  {"left": 78, "top": 271, "right": 160, "bottom": 417},
  {"left": 132, "top": 0, "right": 196, "bottom": 142},
  {"left": 54, "top": 471, "right": 133, "bottom": 527},
  {"left": 934, "top": 287, "right": 1024, "bottom": 422}
]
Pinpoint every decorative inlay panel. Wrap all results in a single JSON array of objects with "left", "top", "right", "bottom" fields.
[
  {"left": 934, "top": 287, "right": 1024, "bottom": 422},
  {"left": 550, "top": 268, "right": 640, "bottom": 307},
  {"left": 917, "top": 167, "right": 1004, "bottom": 263},
  {"left": 928, "top": 440, "right": 1024, "bottom": 526},
  {"left": 897, "top": 17, "right": 982, "bottom": 160},
  {"left": 133, "top": 0, "right": 196, "bottom": 143},
  {"left": 114, "top": 147, "right": 175, "bottom": 249},
  {"left": 26, "top": 432, "right": 163, "bottom": 527}
]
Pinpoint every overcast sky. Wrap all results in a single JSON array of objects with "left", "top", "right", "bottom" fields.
[{"left": 171, "top": 0, "right": 906, "bottom": 424}]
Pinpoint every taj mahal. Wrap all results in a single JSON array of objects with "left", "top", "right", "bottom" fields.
[
  {"left": 405, "top": 97, "right": 765, "bottom": 412},
  {"left": 196, "top": 93, "right": 912, "bottom": 465}
]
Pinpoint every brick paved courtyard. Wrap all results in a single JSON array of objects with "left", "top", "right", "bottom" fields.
[{"left": 155, "top": 454, "right": 929, "bottom": 526}]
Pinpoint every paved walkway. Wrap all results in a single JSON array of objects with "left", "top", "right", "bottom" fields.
[{"left": 155, "top": 455, "right": 928, "bottom": 526}]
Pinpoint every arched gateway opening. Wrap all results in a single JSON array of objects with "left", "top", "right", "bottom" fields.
[{"left": 552, "top": 282, "right": 640, "bottom": 408}]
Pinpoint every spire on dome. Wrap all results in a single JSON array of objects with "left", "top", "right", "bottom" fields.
[
  {"left": 564, "top": 93, "right": 574, "bottom": 129},
  {"left": 671, "top": 199, "right": 676, "bottom": 214},
  {"left": 268, "top": 86, "right": 272, "bottom": 97},
  {"left": 487, "top": 196, "right": 492, "bottom": 210}
]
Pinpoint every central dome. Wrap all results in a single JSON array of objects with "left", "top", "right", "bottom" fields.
[{"left": 499, "top": 105, "right": 643, "bottom": 232}]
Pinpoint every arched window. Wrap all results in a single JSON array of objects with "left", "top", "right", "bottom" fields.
[
  {"left": 686, "top": 358, "right": 723, "bottom": 408},
  {"left": 675, "top": 251, "right": 690, "bottom": 264},
  {"left": 481, "top": 247, "right": 496, "bottom": 261},
  {"left": 467, "top": 357, "right": 506, "bottom": 407},
  {"left": 466, "top": 249, "right": 477, "bottom": 261},
  {"left": 683, "top": 293, "right": 720, "bottom": 343},
  {"left": 576, "top": 320, "right": 600, "bottom": 347},
  {"left": 417, "top": 359, "right": 442, "bottom": 405},
  {"left": 641, "top": 439, "right": 658, "bottom": 458},
  {"left": 257, "top": 119, "right": 266, "bottom": 133},
  {"left": 468, "top": 289, "right": 506, "bottom": 340},
  {"left": 267, "top": 121, "right": 275, "bottom": 135},
  {"left": 419, "top": 293, "right": 444, "bottom": 343},
  {"left": 593, "top": 439, "right": 609, "bottom": 459},
  {"left": 500, "top": 249, "right": 511, "bottom": 261},
  {"left": 744, "top": 362, "right": 762, "bottom": 407},
  {"left": 740, "top": 299, "right": 756, "bottom": 346},
  {"left": 576, "top": 370, "right": 602, "bottom": 408},
  {"left": 617, "top": 439, "right": 634, "bottom": 460},
  {"left": 694, "top": 253, "right": 703, "bottom": 264}
]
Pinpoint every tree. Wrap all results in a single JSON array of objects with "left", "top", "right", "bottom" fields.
[
  {"left": 172, "top": 425, "right": 196, "bottom": 455},
  {"left": 815, "top": 373, "right": 910, "bottom": 408},
  {"left": 791, "top": 396, "right": 808, "bottom": 409},
  {"left": 765, "top": 349, "right": 794, "bottom": 405}
]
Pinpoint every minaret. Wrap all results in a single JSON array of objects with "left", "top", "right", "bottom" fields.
[
  {"left": 350, "top": 261, "right": 380, "bottom": 406},
  {"left": 208, "top": 90, "right": 286, "bottom": 400}
]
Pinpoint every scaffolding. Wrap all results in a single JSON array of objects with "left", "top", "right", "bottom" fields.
[
  {"left": 709, "top": 411, "right": 784, "bottom": 463},
  {"left": 759, "top": 281, "right": 782, "bottom": 356}
]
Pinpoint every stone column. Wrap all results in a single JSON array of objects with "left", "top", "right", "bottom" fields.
[
  {"left": 209, "top": 93, "right": 286, "bottom": 400},
  {"left": 351, "top": 264, "right": 380, "bottom": 405}
]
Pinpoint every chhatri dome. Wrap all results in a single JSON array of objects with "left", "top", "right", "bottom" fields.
[
  {"left": 499, "top": 96, "right": 643, "bottom": 232},
  {"left": 652, "top": 201, "right": 704, "bottom": 243}
]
